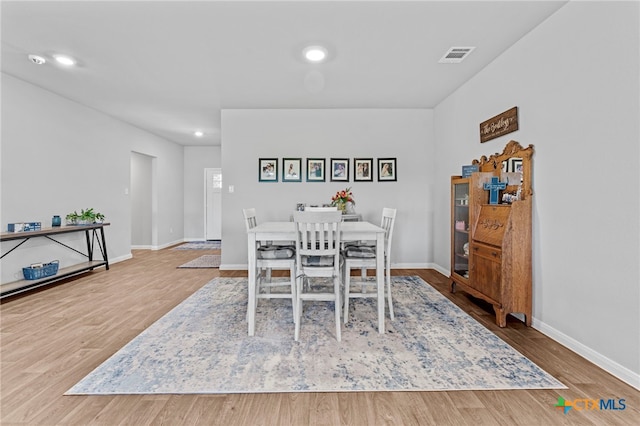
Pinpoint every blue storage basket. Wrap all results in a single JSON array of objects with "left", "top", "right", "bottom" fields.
[{"left": 22, "top": 260, "right": 59, "bottom": 280}]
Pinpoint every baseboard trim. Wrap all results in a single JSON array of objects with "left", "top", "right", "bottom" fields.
[
  {"left": 219, "top": 264, "right": 247, "bottom": 271},
  {"left": 431, "top": 263, "right": 450, "bottom": 277},
  {"left": 533, "top": 318, "right": 640, "bottom": 390},
  {"left": 391, "top": 262, "right": 434, "bottom": 269},
  {"left": 156, "top": 239, "right": 185, "bottom": 250},
  {"left": 109, "top": 253, "right": 133, "bottom": 264}
]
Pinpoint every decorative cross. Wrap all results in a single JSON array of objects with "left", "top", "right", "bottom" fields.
[{"left": 483, "top": 176, "right": 507, "bottom": 204}]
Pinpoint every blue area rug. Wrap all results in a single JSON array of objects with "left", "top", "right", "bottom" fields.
[
  {"left": 172, "top": 241, "right": 221, "bottom": 250},
  {"left": 177, "top": 255, "right": 221, "bottom": 268},
  {"left": 66, "top": 276, "right": 565, "bottom": 394}
]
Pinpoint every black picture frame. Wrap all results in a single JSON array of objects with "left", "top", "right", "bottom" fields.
[
  {"left": 306, "top": 158, "right": 326, "bottom": 182},
  {"left": 258, "top": 158, "right": 278, "bottom": 182},
  {"left": 282, "top": 158, "right": 302, "bottom": 182},
  {"left": 330, "top": 158, "right": 349, "bottom": 182},
  {"left": 377, "top": 158, "right": 397, "bottom": 182},
  {"left": 508, "top": 158, "right": 523, "bottom": 173},
  {"left": 353, "top": 158, "right": 373, "bottom": 181}
]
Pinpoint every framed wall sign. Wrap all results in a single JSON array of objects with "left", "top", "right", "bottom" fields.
[
  {"left": 353, "top": 158, "right": 373, "bottom": 182},
  {"left": 480, "top": 106, "right": 519, "bottom": 143},
  {"left": 282, "top": 158, "right": 302, "bottom": 182},
  {"left": 258, "top": 158, "right": 278, "bottom": 182},
  {"left": 330, "top": 158, "right": 349, "bottom": 182},
  {"left": 306, "top": 158, "right": 326, "bottom": 182},
  {"left": 377, "top": 158, "right": 397, "bottom": 181}
]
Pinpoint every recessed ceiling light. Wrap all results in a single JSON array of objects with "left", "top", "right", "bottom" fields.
[
  {"left": 194, "top": 131, "right": 204, "bottom": 137},
  {"left": 302, "top": 45, "right": 328, "bottom": 63},
  {"left": 28, "top": 54, "right": 46, "bottom": 65},
  {"left": 53, "top": 54, "right": 76, "bottom": 66}
]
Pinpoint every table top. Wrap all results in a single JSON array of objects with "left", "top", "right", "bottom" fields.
[
  {"left": 248, "top": 221, "right": 384, "bottom": 242},
  {"left": 248, "top": 221, "right": 383, "bottom": 233},
  {"left": 1, "top": 223, "right": 111, "bottom": 242}
]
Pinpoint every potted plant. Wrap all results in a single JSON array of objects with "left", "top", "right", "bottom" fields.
[
  {"left": 66, "top": 208, "right": 105, "bottom": 225},
  {"left": 94, "top": 212, "right": 105, "bottom": 224},
  {"left": 65, "top": 211, "right": 79, "bottom": 225}
]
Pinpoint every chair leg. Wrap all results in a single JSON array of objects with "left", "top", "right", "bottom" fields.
[
  {"left": 343, "top": 265, "right": 351, "bottom": 324},
  {"left": 290, "top": 265, "right": 297, "bottom": 323},
  {"left": 386, "top": 267, "right": 394, "bottom": 320},
  {"left": 334, "top": 275, "right": 341, "bottom": 342},
  {"left": 294, "top": 274, "right": 303, "bottom": 341}
]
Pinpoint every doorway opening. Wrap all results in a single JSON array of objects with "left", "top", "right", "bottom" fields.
[
  {"left": 130, "top": 151, "right": 157, "bottom": 249},
  {"left": 205, "top": 168, "right": 222, "bottom": 241}
]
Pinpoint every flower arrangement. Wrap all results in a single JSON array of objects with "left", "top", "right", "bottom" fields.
[{"left": 330, "top": 187, "right": 355, "bottom": 213}]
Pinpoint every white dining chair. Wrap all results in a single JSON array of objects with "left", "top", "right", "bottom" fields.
[
  {"left": 243, "top": 208, "right": 297, "bottom": 323},
  {"left": 292, "top": 210, "right": 343, "bottom": 341},
  {"left": 343, "top": 207, "right": 397, "bottom": 324}
]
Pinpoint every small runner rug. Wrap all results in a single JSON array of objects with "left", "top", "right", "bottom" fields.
[
  {"left": 66, "top": 276, "right": 565, "bottom": 394},
  {"left": 177, "top": 255, "right": 221, "bottom": 269},
  {"left": 172, "top": 241, "right": 221, "bottom": 250}
]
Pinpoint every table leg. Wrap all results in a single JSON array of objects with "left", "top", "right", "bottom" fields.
[
  {"left": 99, "top": 227, "right": 109, "bottom": 270},
  {"left": 247, "top": 234, "right": 257, "bottom": 336},
  {"left": 376, "top": 233, "right": 385, "bottom": 334}
]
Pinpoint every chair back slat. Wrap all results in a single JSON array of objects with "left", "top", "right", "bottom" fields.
[
  {"left": 380, "top": 207, "right": 397, "bottom": 254},
  {"left": 293, "top": 211, "right": 342, "bottom": 258},
  {"left": 243, "top": 208, "right": 258, "bottom": 231}
]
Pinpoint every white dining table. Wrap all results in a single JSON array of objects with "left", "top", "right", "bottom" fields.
[{"left": 247, "top": 220, "right": 386, "bottom": 336}]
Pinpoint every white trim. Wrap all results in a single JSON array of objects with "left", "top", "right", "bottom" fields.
[
  {"left": 391, "top": 262, "right": 435, "bottom": 269},
  {"left": 533, "top": 319, "right": 640, "bottom": 391},
  {"left": 109, "top": 253, "right": 133, "bottom": 264},
  {"left": 155, "top": 239, "right": 185, "bottom": 250},
  {"left": 220, "top": 263, "right": 247, "bottom": 271},
  {"left": 131, "top": 245, "right": 154, "bottom": 250},
  {"left": 431, "top": 263, "right": 450, "bottom": 277}
]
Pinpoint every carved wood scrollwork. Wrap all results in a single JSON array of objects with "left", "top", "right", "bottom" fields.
[
  {"left": 471, "top": 140, "right": 534, "bottom": 199},
  {"left": 479, "top": 218, "right": 504, "bottom": 230}
]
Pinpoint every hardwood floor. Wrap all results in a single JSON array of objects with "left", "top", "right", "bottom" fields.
[{"left": 1, "top": 247, "right": 638, "bottom": 425}]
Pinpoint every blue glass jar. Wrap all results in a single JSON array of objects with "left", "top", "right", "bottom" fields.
[{"left": 52, "top": 215, "right": 61, "bottom": 227}]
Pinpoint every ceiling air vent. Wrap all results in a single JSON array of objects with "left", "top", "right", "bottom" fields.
[{"left": 439, "top": 47, "right": 475, "bottom": 63}]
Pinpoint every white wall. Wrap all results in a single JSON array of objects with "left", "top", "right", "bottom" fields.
[
  {"left": 183, "top": 146, "right": 221, "bottom": 240},
  {"left": 220, "top": 109, "right": 434, "bottom": 269},
  {"left": 433, "top": 1, "right": 639, "bottom": 387},
  {"left": 1, "top": 74, "right": 186, "bottom": 283}
]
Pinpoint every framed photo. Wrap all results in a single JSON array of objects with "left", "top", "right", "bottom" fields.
[
  {"left": 508, "top": 157, "right": 523, "bottom": 173},
  {"left": 282, "top": 158, "right": 302, "bottom": 182},
  {"left": 353, "top": 158, "right": 373, "bottom": 182},
  {"left": 258, "top": 158, "right": 278, "bottom": 182},
  {"left": 330, "top": 158, "right": 349, "bottom": 182},
  {"left": 378, "top": 158, "right": 397, "bottom": 182},
  {"left": 306, "top": 158, "right": 326, "bottom": 182}
]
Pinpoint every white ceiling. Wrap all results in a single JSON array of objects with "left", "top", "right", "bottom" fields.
[{"left": 1, "top": 1, "right": 567, "bottom": 146}]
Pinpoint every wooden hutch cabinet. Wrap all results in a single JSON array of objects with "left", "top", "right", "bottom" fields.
[{"left": 450, "top": 141, "right": 534, "bottom": 327}]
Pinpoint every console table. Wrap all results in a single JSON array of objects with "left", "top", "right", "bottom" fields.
[{"left": 0, "top": 223, "right": 110, "bottom": 298}]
